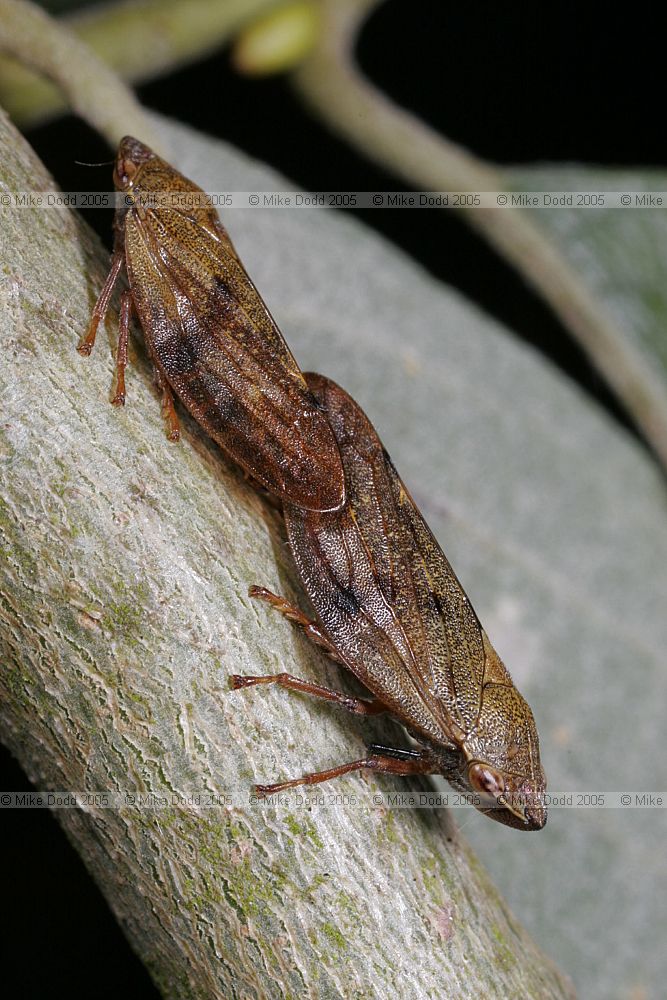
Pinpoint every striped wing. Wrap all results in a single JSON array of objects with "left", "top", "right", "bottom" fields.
[
  {"left": 284, "top": 373, "right": 487, "bottom": 747},
  {"left": 123, "top": 207, "right": 345, "bottom": 512}
]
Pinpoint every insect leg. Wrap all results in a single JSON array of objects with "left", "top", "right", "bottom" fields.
[
  {"left": 249, "top": 585, "right": 344, "bottom": 663},
  {"left": 240, "top": 472, "right": 283, "bottom": 509},
  {"left": 253, "top": 749, "right": 435, "bottom": 797},
  {"left": 78, "top": 251, "right": 124, "bottom": 356},
  {"left": 230, "top": 671, "right": 387, "bottom": 716},
  {"left": 110, "top": 290, "right": 132, "bottom": 406},
  {"left": 152, "top": 366, "right": 181, "bottom": 442}
]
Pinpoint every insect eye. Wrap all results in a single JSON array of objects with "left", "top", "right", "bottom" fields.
[
  {"left": 468, "top": 763, "right": 506, "bottom": 799},
  {"left": 114, "top": 159, "right": 138, "bottom": 188}
]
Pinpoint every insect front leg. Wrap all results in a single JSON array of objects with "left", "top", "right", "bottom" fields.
[
  {"left": 233, "top": 585, "right": 388, "bottom": 715},
  {"left": 253, "top": 748, "right": 436, "bottom": 797}
]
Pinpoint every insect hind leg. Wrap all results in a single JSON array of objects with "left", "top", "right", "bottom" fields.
[
  {"left": 78, "top": 250, "right": 124, "bottom": 356},
  {"left": 110, "top": 289, "right": 132, "bottom": 406},
  {"left": 151, "top": 365, "right": 180, "bottom": 441}
]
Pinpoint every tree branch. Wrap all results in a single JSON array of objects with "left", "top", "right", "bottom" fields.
[{"left": 0, "top": 112, "right": 574, "bottom": 998}]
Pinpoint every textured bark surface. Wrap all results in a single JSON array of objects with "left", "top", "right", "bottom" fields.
[{"left": 0, "top": 112, "right": 574, "bottom": 999}]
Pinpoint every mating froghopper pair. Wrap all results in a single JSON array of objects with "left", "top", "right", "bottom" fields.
[{"left": 81, "top": 136, "right": 546, "bottom": 831}]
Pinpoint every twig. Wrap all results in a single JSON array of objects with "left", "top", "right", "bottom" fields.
[
  {"left": 292, "top": 0, "right": 667, "bottom": 473},
  {"left": 0, "top": 0, "right": 279, "bottom": 130}
]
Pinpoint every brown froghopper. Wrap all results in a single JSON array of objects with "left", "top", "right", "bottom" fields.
[
  {"left": 233, "top": 374, "right": 547, "bottom": 830},
  {"left": 79, "top": 137, "right": 345, "bottom": 513}
]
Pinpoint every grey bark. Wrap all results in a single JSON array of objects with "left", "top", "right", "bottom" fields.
[{"left": 0, "top": 111, "right": 574, "bottom": 999}]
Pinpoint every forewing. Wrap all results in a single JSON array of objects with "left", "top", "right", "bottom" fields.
[
  {"left": 388, "top": 480, "right": 487, "bottom": 735},
  {"left": 285, "top": 502, "right": 458, "bottom": 745},
  {"left": 122, "top": 207, "right": 345, "bottom": 512},
  {"left": 285, "top": 374, "right": 487, "bottom": 746}
]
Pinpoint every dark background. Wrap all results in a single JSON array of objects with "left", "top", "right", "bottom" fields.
[{"left": 1, "top": 2, "right": 662, "bottom": 996}]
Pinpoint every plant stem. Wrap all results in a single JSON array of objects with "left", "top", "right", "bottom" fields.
[{"left": 292, "top": 0, "right": 667, "bottom": 474}]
